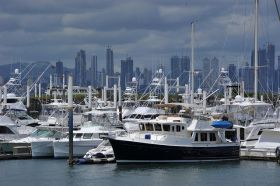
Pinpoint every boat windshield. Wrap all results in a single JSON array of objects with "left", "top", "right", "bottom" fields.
[{"left": 30, "top": 129, "right": 63, "bottom": 138}]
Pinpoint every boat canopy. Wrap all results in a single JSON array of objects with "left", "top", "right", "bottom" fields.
[{"left": 211, "top": 120, "right": 233, "bottom": 129}]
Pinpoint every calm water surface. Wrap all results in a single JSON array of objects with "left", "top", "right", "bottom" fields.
[{"left": 0, "top": 159, "right": 279, "bottom": 186}]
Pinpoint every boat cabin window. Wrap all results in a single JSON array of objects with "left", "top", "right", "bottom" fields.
[
  {"left": 75, "top": 133, "right": 83, "bottom": 138},
  {"left": 83, "top": 133, "right": 93, "bottom": 139},
  {"left": 176, "top": 125, "right": 181, "bottom": 132},
  {"left": 210, "top": 133, "right": 216, "bottom": 141},
  {"left": 139, "top": 123, "right": 145, "bottom": 131},
  {"left": 172, "top": 126, "right": 175, "bottom": 132},
  {"left": 154, "top": 123, "right": 162, "bottom": 131},
  {"left": 257, "top": 130, "right": 263, "bottom": 136},
  {"left": 0, "top": 126, "right": 14, "bottom": 134},
  {"left": 162, "top": 124, "right": 170, "bottom": 132},
  {"left": 200, "top": 133, "right": 207, "bottom": 141},
  {"left": 240, "top": 128, "right": 245, "bottom": 140},
  {"left": 145, "top": 123, "right": 154, "bottom": 131},
  {"left": 99, "top": 133, "right": 109, "bottom": 139},
  {"left": 225, "top": 130, "right": 237, "bottom": 141},
  {"left": 195, "top": 133, "right": 198, "bottom": 141},
  {"left": 182, "top": 126, "right": 185, "bottom": 130}
]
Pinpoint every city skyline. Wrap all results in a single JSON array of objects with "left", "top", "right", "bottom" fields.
[{"left": 0, "top": 1, "right": 280, "bottom": 70}]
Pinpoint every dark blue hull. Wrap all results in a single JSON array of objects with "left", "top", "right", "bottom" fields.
[{"left": 109, "top": 138, "right": 240, "bottom": 163}]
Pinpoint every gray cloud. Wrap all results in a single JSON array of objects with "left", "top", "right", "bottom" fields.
[{"left": 0, "top": 0, "right": 279, "bottom": 71}]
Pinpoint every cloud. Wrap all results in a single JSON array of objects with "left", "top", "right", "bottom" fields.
[{"left": 0, "top": 0, "right": 278, "bottom": 71}]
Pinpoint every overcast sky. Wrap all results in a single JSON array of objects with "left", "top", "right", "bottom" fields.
[{"left": 0, "top": 0, "right": 279, "bottom": 71}]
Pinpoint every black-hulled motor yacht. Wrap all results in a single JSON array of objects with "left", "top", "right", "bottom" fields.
[{"left": 109, "top": 115, "right": 240, "bottom": 163}]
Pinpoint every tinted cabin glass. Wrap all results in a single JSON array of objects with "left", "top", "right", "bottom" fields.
[
  {"left": 195, "top": 133, "right": 198, "bottom": 141},
  {"left": 0, "top": 126, "right": 14, "bottom": 134},
  {"left": 162, "top": 125, "right": 170, "bottom": 131},
  {"left": 75, "top": 133, "right": 83, "bottom": 138},
  {"left": 176, "top": 125, "right": 181, "bottom": 132},
  {"left": 210, "top": 133, "right": 216, "bottom": 141},
  {"left": 139, "top": 124, "right": 144, "bottom": 131},
  {"left": 154, "top": 123, "right": 162, "bottom": 131},
  {"left": 83, "top": 133, "right": 93, "bottom": 139},
  {"left": 200, "top": 133, "right": 207, "bottom": 141},
  {"left": 145, "top": 123, "right": 154, "bottom": 131}
]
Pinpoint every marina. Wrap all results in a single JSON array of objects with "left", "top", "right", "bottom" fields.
[{"left": 1, "top": 0, "right": 280, "bottom": 185}]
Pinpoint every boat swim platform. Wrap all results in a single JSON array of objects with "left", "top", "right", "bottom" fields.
[{"left": 240, "top": 148, "right": 278, "bottom": 161}]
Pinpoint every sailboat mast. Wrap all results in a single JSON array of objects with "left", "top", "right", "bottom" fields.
[
  {"left": 191, "top": 21, "right": 195, "bottom": 104},
  {"left": 254, "top": 0, "right": 259, "bottom": 101}
]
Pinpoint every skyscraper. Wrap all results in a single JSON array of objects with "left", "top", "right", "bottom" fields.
[
  {"left": 266, "top": 43, "right": 275, "bottom": 91},
  {"left": 180, "top": 56, "right": 190, "bottom": 86},
  {"left": 202, "top": 57, "right": 219, "bottom": 91},
  {"left": 171, "top": 56, "right": 180, "bottom": 79},
  {"left": 228, "top": 64, "right": 237, "bottom": 83},
  {"left": 239, "top": 62, "right": 254, "bottom": 92},
  {"left": 170, "top": 56, "right": 190, "bottom": 87},
  {"left": 202, "top": 57, "right": 211, "bottom": 91},
  {"left": 90, "top": 55, "right": 98, "bottom": 88},
  {"left": 55, "top": 60, "right": 63, "bottom": 86},
  {"left": 74, "top": 49, "right": 87, "bottom": 86},
  {"left": 106, "top": 46, "right": 114, "bottom": 87},
  {"left": 121, "top": 57, "right": 134, "bottom": 90},
  {"left": 251, "top": 48, "right": 267, "bottom": 93}
]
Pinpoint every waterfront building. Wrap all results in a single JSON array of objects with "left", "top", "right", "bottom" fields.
[
  {"left": 171, "top": 56, "right": 180, "bottom": 80},
  {"left": 55, "top": 60, "right": 63, "bottom": 86},
  {"left": 239, "top": 63, "right": 254, "bottom": 93},
  {"left": 170, "top": 56, "right": 190, "bottom": 86},
  {"left": 228, "top": 64, "right": 237, "bottom": 83},
  {"left": 106, "top": 46, "right": 114, "bottom": 87},
  {"left": 120, "top": 57, "right": 134, "bottom": 90},
  {"left": 90, "top": 55, "right": 98, "bottom": 88},
  {"left": 74, "top": 50, "right": 87, "bottom": 87},
  {"left": 202, "top": 57, "right": 219, "bottom": 91}
]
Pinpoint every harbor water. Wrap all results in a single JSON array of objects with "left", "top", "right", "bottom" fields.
[{"left": 0, "top": 160, "right": 280, "bottom": 186}]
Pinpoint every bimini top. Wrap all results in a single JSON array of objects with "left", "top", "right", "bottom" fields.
[{"left": 211, "top": 120, "right": 233, "bottom": 129}]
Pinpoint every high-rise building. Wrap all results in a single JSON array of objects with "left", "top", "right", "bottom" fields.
[
  {"left": 202, "top": 57, "right": 211, "bottom": 91},
  {"left": 181, "top": 56, "right": 190, "bottom": 86},
  {"left": 170, "top": 56, "right": 190, "bottom": 87},
  {"left": 120, "top": 57, "right": 134, "bottom": 90},
  {"left": 74, "top": 49, "right": 87, "bottom": 86},
  {"left": 251, "top": 48, "right": 267, "bottom": 93},
  {"left": 202, "top": 57, "right": 219, "bottom": 91},
  {"left": 171, "top": 56, "right": 180, "bottom": 79},
  {"left": 106, "top": 46, "right": 114, "bottom": 87},
  {"left": 267, "top": 43, "right": 275, "bottom": 91},
  {"left": 228, "top": 64, "right": 237, "bottom": 83},
  {"left": 239, "top": 62, "right": 254, "bottom": 92},
  {"left": 90, "top": 55, "right": 98, "bottom": 88},
  {"left": 55, "top": 60, "right": 63, "bottom": 86}
]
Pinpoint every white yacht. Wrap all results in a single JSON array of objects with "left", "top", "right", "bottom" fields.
[
  {"left": 0, "top": 115, "right": 35, "bottom": 142},
  {"left": 7, "top": 127, "right": 65, "bottom": 157},
  {"left": 53, "top": 124, "right": 124, "bottom": 158},
  {"left": 241, "top": 128, "right": 280, "bottom": 159},
  {"left": 109, "top": 115, "right": 239, "bottom": 163}
]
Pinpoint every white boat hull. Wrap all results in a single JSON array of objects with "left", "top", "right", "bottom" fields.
[
  {"left": 31, "top": 140, "right": 54, "bottom": 158},
  {"left": 53, "top": 139, "right": 103, "bottom": 158}
]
